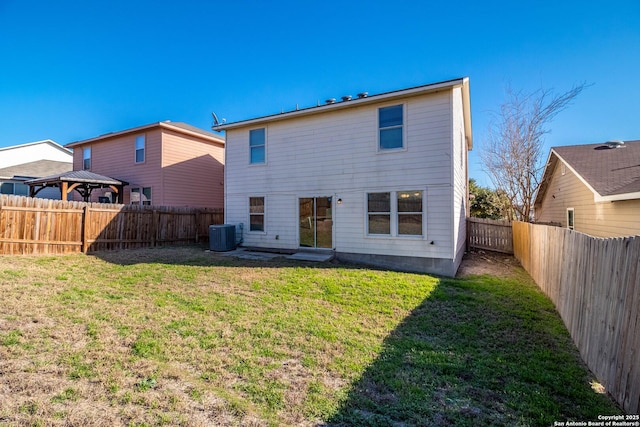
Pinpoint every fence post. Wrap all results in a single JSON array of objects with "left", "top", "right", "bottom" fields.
[
  {"left": 82, "top": 205, "right": 90, "bottom": 253},
  {"left": 194, "top": 210, "right": 200, "bottom": 243},
  {"left": 152, "top": 210, "right": 158, "bottom": 247}
]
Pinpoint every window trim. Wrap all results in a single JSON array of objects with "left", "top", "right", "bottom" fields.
[
  {"left": 249, "top": 127, "right": 266, "bottom": 165},
  {"left": 377, "top": 104, "right": 406, "bottom": 152},
  {"left": 130, "top": 187, "right": 152, "bottom": 206},
  {"left": 366, "top": 192, "right": 391, "bottom": 236},
  {"left": 366, "top": 189, "right": 425, "bottom": 238},
  {"left": 135, "top": 135, "right": 145, "bottom": 164},
  {"left": 567, "top": 207, "right": 575, "bottom": 230},
  {"left": 83, "top": 147, "right": 91, "bottom": 170},
  {"left": 248, "top": 196, "right": 266, "bottom": 233},
  {"left": 397, "top": 190, "right": 423, "bottom": 236}
]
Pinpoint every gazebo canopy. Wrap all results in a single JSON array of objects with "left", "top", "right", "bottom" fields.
[{"left": 25, "top": 170, "right": 129, "bottom": 202}]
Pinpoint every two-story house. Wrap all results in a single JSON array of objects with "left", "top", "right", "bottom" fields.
[
  {"left": 534, "top": 140, "right": 640, "bottom": 237},
  {"left": 65, "top": 121, "right": 225, "bottom": 208},
  {"left": 216, "top": 78, "right": 472, "bottom": 276}
]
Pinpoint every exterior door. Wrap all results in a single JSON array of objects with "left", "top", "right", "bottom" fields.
[{"left": 299, "top": 197, "right": 333, "bottom": 248}]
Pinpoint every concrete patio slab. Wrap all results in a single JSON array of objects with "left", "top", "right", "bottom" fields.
[
  {"left": 285, "top": 252, "right": 334, "bottom": 262},
  {"left": 216, "top": 248, "right": 283, "bottom": 261}
]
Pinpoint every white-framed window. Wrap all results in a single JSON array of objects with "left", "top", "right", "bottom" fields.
[
  {"left": 131, "top": 187, "right": 152, "bottom": 206},
  {"left": 249, "top": 128, "right": 266, "bottom": 164},
  {"left": 367, "top": 190, "right": 424, "bottom": 237},
  {"left": 0, "top": 182, "right": 29, "bottom": 196},
  {"left": 135, "top": 135, "right": 145, "bottom": 163},
  {"left": 83, "top": 147, "right": 91, "bottom": 170},
  {"left": 567, "top": 208, "right": 574, "bottom": 230},
  {"left": 249, "top": 197, "right": 265, "bottom": 231},
  {"left": 378, "top": 104, "right": 404, "bottom": 150},
  {"left": 367, "top": 192, "right": 391, "bottom": 235},
  {"left": 397, "top": 191, "right": 423, "bottom": 236}
]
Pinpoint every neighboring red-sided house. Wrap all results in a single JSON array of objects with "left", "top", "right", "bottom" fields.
[
  {"left": 64, "top": 121, "right": 224, "bottom": 208},
  {"left": 534, "top": 140, "right": 640, "bottom": 237}
]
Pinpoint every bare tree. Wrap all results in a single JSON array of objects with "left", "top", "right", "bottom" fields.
[{"left": 481, "top": 84, "right": 587, "bottom": 221}]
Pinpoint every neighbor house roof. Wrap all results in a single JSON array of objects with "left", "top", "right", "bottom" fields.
[
  {"left": 0, "top": 160, "right": 72, "bottom": 180},
  {"left": 64, "top": 121, "right": 224, "bottom": 148},
  {"left": 214, "top": 77, "right": 473, "bottom": 150},
  {"left": 0, "top": 139, "right": 72, "bottom": 156},
  {"left": 535, "top": 140, "right": 640, "bottom": 205}
]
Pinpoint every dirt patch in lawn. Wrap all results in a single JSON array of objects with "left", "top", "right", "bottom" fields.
[{"left": 457, "top": 250, "right": 522, "bottom": 278}]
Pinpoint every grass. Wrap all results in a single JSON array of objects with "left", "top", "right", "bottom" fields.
[{"left": 0, "top": 246, "right": 621, "bottom": 426}]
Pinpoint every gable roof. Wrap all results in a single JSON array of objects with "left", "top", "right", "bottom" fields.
[
  {"left": 214, "top": 77, "right": 472, "bottom": 150},
  {"left": 65, "top": 121, "right": 224, "bottom": 148},
  {"left": 535, "top": 140, "right": 640, "bottom": 205},
  {"left": 0, "top": 160, "right": 72, "bottom": 180},
  {"left": 0, "top": 139, "right": 72, "bottom": 156}
]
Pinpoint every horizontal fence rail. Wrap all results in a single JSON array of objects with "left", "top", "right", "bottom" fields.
[
  {"left": 467, "top": 217, "right": 513, "bottom": 254},
  {"left": 513, "top": 221, "right": 640, "bottom": 414},
  {"left": 0, "top": 195, "right": 224, "bottom": 254}
]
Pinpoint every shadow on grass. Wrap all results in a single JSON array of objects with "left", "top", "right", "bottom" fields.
[
  {"left": 87, "top": 246, "right": 621, "bottom": 425},
  {"left": 325, "top": 275, "right": 622, "bottom": 427},
  {"left": 88, "top": 244, "right": 396, "bottom": 272}
]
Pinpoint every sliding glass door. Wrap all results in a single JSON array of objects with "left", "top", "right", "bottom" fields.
[{"left": 299, "top": 197, "right": 332, "bottom": 248}]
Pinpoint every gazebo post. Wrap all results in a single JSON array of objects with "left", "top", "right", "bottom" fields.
[{"left": 60, "top": 181, "right": 69, "bottom": 201}]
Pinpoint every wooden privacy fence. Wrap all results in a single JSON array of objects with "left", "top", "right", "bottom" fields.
[
  {"left": 0, "top": 195, "right": 224, "bottom": 255},
  {"left": 467, "top": 217, "right": 513, "bottom": 254},
  {"left": 513, "top": 221, "right": 640, "bottom": 414}
]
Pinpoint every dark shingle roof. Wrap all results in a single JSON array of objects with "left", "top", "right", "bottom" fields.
[
  {"left": 25, "top": 170, "right": 128, "bottom": 186},
  {"left": 165, "top": 122, "right": 221, "bottom": 139},
  {"left": 553, "top": 140, "right": 640, "bottom": 197},
  {"left": 0, "top": 160, "right": 72, "bottom": 180}
]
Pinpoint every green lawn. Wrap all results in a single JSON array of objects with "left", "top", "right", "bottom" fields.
[{"left": 0, "top": 246, "right": 621, "bottom": 426}]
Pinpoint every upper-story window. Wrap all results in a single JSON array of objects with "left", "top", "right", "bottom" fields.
[
  {"left": 249, "top": 128, "right": 266, "bottom": 164},
  {"left": 83, "top": 147, "right": 91, "bottom": 170},
  {"left": 135, "top": 135, "right": 145, "bottom": 163},
  {"left": 379, "top": 105, "right": 404, "bottom": 150}
]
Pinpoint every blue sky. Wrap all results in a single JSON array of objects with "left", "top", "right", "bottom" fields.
[{"left": 1, "top": 0, "right": 638, "bottom": 187}]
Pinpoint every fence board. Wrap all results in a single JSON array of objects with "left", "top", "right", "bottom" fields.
[
  {"left": 513, "top": 221, "right": 640, "bottom": 414},
  {"left": 0, "top": 195, "right": 224, "bottom": 254},
  {"left": 467, "top": 217, "right": 513, "bottom": 254}
]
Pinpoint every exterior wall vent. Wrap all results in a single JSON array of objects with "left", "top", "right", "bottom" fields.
[{"left": 605, "top": 140, "right": 625, "bottom": 148}]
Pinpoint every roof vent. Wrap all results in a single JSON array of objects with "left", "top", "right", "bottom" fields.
[
  {"left": 605, "top": 140, "right": 625, "bottom": 148},
  {"left": 357, "top": 92, "right": 368, "bottom": 99},
  {"left": 325, "top": 98, "right": 336, "bottom": 105},
  {"left": 341, "top": 95, "right": 352, "bottom": 102}
]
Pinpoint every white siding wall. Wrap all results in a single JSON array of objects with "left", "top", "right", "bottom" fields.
[
  {"left": 0, "top": 142, "right": 72, "bottom": 168},
  {"left": 226, "top": 91, "right": 457, "bottom": 259},
  {"left": 451, "top": 87, "right": 469, "bottom": 263}
]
